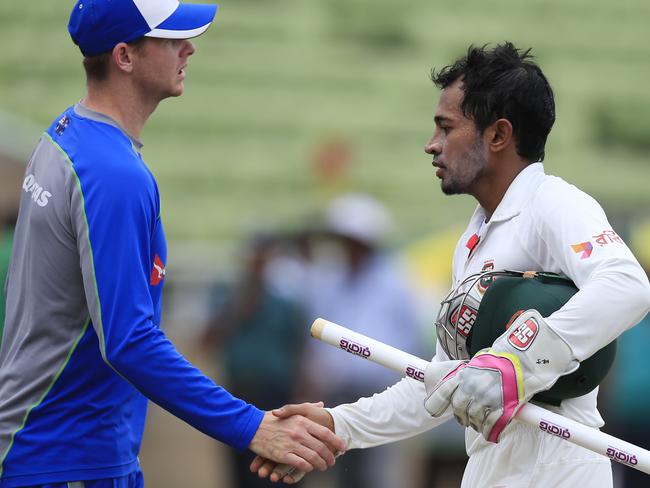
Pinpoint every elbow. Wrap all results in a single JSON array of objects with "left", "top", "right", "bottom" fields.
[
  {"left": 628, "top": 269, "right": 650, "bottom": 320},
  {"left": 102, "top": 337, "right": 135, "bottom": 377},
  {"left": 607, "top": 260, "right": 650, "bottom": 317},
  {"left": 641, "top": 278, "right": 650, "bottom": 315},
  {"left": 103, "top": 345, "right": 124, "bottom": 373}
]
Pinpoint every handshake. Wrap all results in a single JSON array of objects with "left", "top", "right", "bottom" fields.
[
  {"left": 247, "top": 310, "right": 579, "bottom": 483},
  {"left": 249, "top": 402, "right": 339, "bottom": 484}
]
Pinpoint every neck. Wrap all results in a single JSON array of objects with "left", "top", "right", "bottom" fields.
[
  {"left": 472, "top": 159, "right": 530, "bottom": 220},
  {"left": 82, "top": 79, "right": 159, "bottom": 140}
]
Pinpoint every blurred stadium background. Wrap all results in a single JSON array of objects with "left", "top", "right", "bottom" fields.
[{"left": 1, "top": 0, "right": 649, "bottom": 487}]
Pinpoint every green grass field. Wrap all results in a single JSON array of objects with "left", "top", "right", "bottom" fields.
[{"left": 2, "top": 0, "right": 649, "bottom": 259}]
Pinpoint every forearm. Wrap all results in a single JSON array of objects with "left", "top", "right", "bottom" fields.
[
  {"left": 108, "top": 322, "right": 264, "bottom": 450},
  {"left": 328, "top": 377, "right": 450, "bottom": 449}
]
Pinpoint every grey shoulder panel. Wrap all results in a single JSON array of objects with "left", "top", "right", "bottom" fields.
[{"left": 0, "top": 135, "right": 91, "bottom": 456}]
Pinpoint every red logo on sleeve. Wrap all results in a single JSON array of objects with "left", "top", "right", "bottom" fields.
[{"left": 150, "top": 255, "right": 166, "bottom": 286}]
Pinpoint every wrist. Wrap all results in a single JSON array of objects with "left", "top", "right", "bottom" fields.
[
  {"left": 492, "top": 309, "right": 578, "bottom": 396},
  {"left": 321, "top": 408, "right": 335, "bottom": 433}
]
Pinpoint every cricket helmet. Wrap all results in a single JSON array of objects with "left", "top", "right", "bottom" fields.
[{"left": 435, "top": 270, "right": 617, "bottom": 405}]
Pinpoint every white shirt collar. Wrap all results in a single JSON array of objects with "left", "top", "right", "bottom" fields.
[{"left": 471, "top": 162, "right": 546, "bottom": 225}]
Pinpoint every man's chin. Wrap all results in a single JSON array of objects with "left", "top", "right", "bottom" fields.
[
  {"left": 441, "top": 181, "right": 463, "bottom": 195},
  {"left": 167, "top": 83, "right": 185, "bottom": 98}
]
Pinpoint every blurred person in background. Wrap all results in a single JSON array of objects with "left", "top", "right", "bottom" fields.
[
  {"left": 0, "top": 215, "right": 15, "bottom": 345},
  {"left": 0, "top": 153, "right": 22, "bottom": 349},
  {"left": 0, "top": 1, "right": 345, "bottom": 486},
  {"left": 401, "top": 229, "right": 468, "bottom": 487},
  {"left": 202, "top": 233, "right": 307, "bottom": 488},
  {"left": 299, "top": 194, "right": 421, "bottom": 404},
  {"left": 281, "top": 193, "right": 422, "bottom": 488},
  {"left": 252, "top": 42, "right": 650, "bottom": 487}
]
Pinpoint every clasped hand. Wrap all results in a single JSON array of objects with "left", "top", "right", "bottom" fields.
[{"left": 248, "top": 402, "right": 342, "bottom": 484}]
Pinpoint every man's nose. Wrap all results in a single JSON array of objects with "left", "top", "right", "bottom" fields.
[
  {"left": 184, "top": 39, "right": 196, "bottom": 57},
  {"left": 424, "top": 135, "right": 441, "bottom": 155}
]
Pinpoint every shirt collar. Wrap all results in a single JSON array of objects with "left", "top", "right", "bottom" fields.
[
  {"left": 474, "top": 162, "right": 545, "bottom": 224},
  {"left": 73, "top": 102, "right": 144, "bottom": 151}
]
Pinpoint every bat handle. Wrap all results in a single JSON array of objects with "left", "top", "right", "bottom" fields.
[{"left": 310, "top": 317, "right": 650, "bottom": 475}]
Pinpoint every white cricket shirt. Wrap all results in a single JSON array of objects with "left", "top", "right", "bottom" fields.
[{"left": 329, "top": 163, "right": 650, "bottom": 461}]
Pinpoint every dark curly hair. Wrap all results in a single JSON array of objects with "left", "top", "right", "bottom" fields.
[{"left": 431, "top": 42, "right": 555, "bottom": 162}]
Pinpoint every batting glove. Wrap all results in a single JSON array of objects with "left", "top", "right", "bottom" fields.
[{"left": 424, "top": 309, "right": 579, "bottom": 442}]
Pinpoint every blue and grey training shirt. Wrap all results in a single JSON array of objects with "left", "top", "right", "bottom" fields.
[{"left": 0, "top": 104, "right": 264, "bottom": 486}]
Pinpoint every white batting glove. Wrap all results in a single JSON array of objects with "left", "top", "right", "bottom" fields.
[
  {"left": 424, "top": 309, "right": 579, "bottom": 442},
  {"left": 423, "top": 359, "right": 467, "bottom": 400}
]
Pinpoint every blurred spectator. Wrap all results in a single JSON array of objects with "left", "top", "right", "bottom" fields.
[
  {"left": 0, "top": 150, "right": 23, "bottom": 346},
  {"left": 310, "top": 137, "right": 354, "bottom": 197},
  {"left": 285, "top": 193, "right": 422, "bottom": 488},
  {"left": 299, "top": 194, "right": 422, "bottom": 400},
  {"left": 202, "top": 233, "right": 307, "bottom": 488}
]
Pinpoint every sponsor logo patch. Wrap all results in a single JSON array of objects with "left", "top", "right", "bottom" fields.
[
  {"left": 465, "top": 233, "right": 480, "bottom": 258},
  {"left": 55, "top": 115, "right": 70, "bottom": 135},
  {"left": 450, "top": 303, "right": 478, "bottom": 338},
  {"left": 22, "top": 174, "right": 52, "bottom": 207},
  {"left": 465, "top": 233, "right": 480, "bottom": 251},
  {"left": 592, "top": 230, "right": 624, "bottom": 247},
  {"left": 477, "top": 260, "right": 495, "bottom": 294},
  {"left": 150, "top": 254, "right": 166, "bottom": 285},
  {"left": 339, "top": 338, "right": 371, "bottom": 359},
  {"left": 606, "top": 446, "right": 638, "bottom": 467},
  {"left": 571, "top": 241, "right": 593, "bottom": 259},
  {"left": 406, "top": 365, "right": 425, "bottom": 381},
  {"left": 508, "top": 318, "right": 538, "bottom": 350},
  {"left": 539, "top": 420, "right": 571, "bottom": 439}
]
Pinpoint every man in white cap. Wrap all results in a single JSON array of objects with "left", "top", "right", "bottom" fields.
[
  {"left": 0, "top": 1, "right": 345, "bottom": 487},
  {"left": 295, "top": 194, "right": 421, "bottom": 488}
]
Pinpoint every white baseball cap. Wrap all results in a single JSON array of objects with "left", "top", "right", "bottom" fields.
[
  {"left": 68, "top": 0, "right": 218, "bottom": 56},
  {"left": 325, "top": 193, "right": 393, "bottom": 246}
]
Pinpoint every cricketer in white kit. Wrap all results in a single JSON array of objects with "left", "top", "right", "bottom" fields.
[
  {"left": 254, "top": 42, "right": 650, "bottom": 487},
  {"left": 329, "top": 158, "right": 650, "bottom": 486}
]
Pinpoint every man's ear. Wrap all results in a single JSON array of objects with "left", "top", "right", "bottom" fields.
[
  {"left": 485, "top": 118, "right": 513, "bottom": 154},
  {"left": 111, "top": 42, "right": 136, "bottom": 74}
]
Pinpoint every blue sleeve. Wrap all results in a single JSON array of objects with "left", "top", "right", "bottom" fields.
[{"left": 73, "top": 148, "right": 264, "bottom": 451}]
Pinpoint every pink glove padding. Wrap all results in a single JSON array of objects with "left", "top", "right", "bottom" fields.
[
  {"left": 424, "top": 352, "right": 524, "bottom": 442},
  {"left": 424, "top": 309, "right": 578, "bottom": 443}
]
